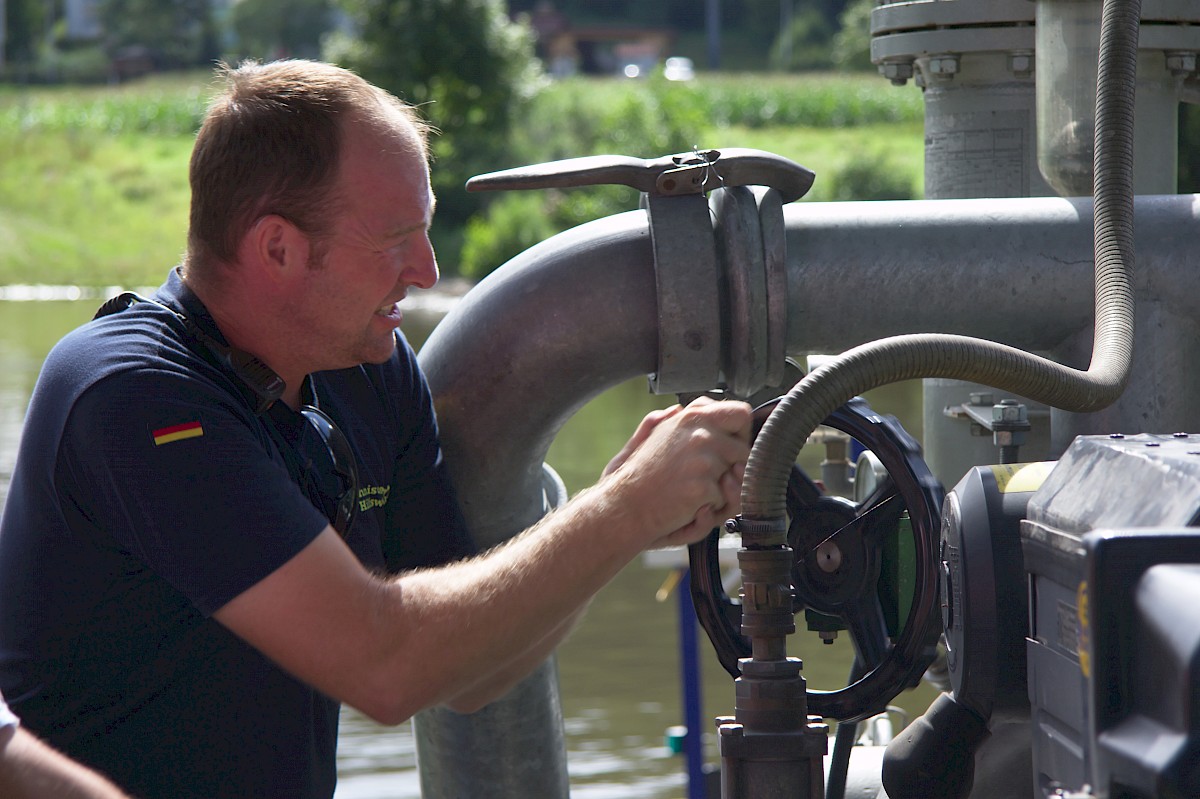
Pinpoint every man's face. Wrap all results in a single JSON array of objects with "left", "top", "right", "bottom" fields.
[{"left": 297, "top": 118, "right": 439, "bottom": 371}]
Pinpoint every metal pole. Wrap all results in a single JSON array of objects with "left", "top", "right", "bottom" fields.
[
  {"left": 706, "top": 0, "right": 721, "bottom": 70},
  {"left": 678, "top": 568, "right": 707, "bottom": 799}
]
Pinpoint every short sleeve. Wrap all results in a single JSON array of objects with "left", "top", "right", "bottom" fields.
[
  {"left": 319, "top": 337, "right": 475, "bottom": 574},
  {"left": 0, "top": 691, "right": 19, "bottom": 731},
  {"left": 58, "top": 368, "right": 329, "bottom": 615}
]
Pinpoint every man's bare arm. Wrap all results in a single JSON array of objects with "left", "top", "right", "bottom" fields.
[{"left": 214, "top": 398, "right": 751, "bottom": 724}]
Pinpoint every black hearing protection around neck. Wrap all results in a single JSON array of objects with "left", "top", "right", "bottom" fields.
[{"left": 93, "top": 291, "right": 285, "bottom": 415}]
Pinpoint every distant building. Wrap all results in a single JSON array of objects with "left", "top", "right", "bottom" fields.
[
  {"left": 521, "top": 2, "right": 676, "bottom": 77},
  {"left": 552, "top": 24, "right": 677, "bottom": 76},
  {"left": 64, "top": 0, "right": 103, "bottom": 41}
]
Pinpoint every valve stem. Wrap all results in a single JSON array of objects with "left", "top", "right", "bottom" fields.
[{"left": 717, "top": 516, "right": 828, "bottom": 798}]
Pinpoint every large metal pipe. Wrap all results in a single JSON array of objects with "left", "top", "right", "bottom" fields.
[
  {"left": 781, "top": 193, "right": 1200, "bottom": 454},
  {"left": 782, "top": 194, "right": 1200, "bottom": 353},
  {"left": 785, "top": 197, "right": 1094, "bottom": 353},
  {"left": 420, "top": 213, "right": 658, "bottom": 543}
]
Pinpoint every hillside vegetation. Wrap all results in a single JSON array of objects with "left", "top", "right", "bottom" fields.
[{"left": 0, "top": 70, "right": 924, "bottom": 287}]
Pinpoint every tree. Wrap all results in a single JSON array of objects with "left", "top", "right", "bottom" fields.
[
  {"left": 771, "top": 5, "right": 834, "bottom": 71},
  {"left": 231, "top": 0, "right": 332, "bottom": 61},
  {"left": 98, "top": 0, "right": 218, "bottom": 68},
  {"left": 831, "top": 0, "right": 873, "bottom": 72},
  {"left": 326, "top": 0, "right": 544, "bottom": 255},
  {"left": 3, "top": 0, "right": 48, "bottom": 68}
]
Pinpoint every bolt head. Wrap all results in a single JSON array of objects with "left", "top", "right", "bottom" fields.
[
  {"left": 993, "top": 402, "right": 1027, "bottom": 423},
  {"left": 879, "top": 61, "right": 914, "bottom": 84},
  {"left": 1008, "top": 52, "right": 1033, "bottom": 76},
  {"left": 994, "top": 430, "right": 1028, "bottom": 447},
  {"left": 1166, "top": 51, "right": 1197, "bottom": 77},
  {"left": 928, "top": 56, "right": 959, "bottom": 76}
]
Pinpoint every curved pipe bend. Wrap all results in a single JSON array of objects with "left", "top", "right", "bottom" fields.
[
  {"left": 413, "top": 209, "right": 661, "bottom": 799},
  {"left": 419, "top": 209, "right": 658, "bottom": 546}
]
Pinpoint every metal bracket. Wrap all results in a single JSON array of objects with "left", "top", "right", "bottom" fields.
[
  {"left": 646, "top": 192, "right": 722, "bottom": 394},
  {"left": 945, "top": 393, "right": 1035, "bottom": 464}
]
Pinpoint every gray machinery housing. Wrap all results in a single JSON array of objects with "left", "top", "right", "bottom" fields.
[
  {"left": 1023, "top": 436, "right": 1200, "bottom": 797},
  {"left": 928, "top": 441, "right": 1200, "bottom": 799}
]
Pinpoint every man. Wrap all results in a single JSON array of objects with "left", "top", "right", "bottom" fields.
[
  {"left": 0, "top": 60, "right": 752, "bottom": 798},
  {"left": 0, "top": 692, "right": 131, "bottom": 799}
]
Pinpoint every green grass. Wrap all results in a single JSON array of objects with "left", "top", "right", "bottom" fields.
[
  {"left": 0, "top": 71, "right": 213, "bottom": 135},
  {"left": 0, "top": 72, "right": 213, "bottom": 286},
  {"left": 720, "top": 121, "right": 925, "bottom": 200},
  {"left": 0, "top": 129, "right": 193, "bottom": 286},
  {"left": 692, "top": 71, "right": 924, "bottom": 128},
  {"left": 532, "top": 71, "right": 922, "bottom": 132},
  {"left": 0, "top": 72, "right": 209, "bottom": 286},
  {"left": 0, "top": 70, "right": 924, "bottom": 287}
]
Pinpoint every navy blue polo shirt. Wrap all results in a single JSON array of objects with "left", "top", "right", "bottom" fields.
[{"left": 0, "top": 269, "right": 473, "bottom": 798}]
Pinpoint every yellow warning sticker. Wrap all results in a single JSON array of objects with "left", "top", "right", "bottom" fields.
[{"left": 990, "top": 461, "right": 1055, "bottom": 494}]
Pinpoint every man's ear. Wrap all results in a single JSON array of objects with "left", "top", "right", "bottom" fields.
[{"left": 244, "top": 214, "right": 311, "bottom": 280}]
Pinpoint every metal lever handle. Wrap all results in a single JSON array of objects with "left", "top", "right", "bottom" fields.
[{"left": 466, "top": 147, "right": 815, "bottom": 204}]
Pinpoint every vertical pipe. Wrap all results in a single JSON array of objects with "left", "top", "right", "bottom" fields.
[{"left": 917, "top": 46, "right": 1053, "bottom": 487}]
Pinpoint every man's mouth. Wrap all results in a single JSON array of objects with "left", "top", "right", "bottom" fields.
[{"left": 376, "top": 302, "right": 402, "bottom": 320}]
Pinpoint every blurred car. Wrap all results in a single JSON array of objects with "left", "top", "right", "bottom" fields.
[
  {"left": 620, "top": 56, "right": 695, "bottom": 80},
  {"left": 663, "top": 56, "right": 695, "bottom": 81}
]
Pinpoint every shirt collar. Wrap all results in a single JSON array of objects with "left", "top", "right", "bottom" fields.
[{"left": 155, "top": 266, "right": 231, "bottom": 348}]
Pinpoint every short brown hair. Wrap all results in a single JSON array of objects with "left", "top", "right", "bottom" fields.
[{"left": 184, "top": 60, "right": 430, "bottom": 277}]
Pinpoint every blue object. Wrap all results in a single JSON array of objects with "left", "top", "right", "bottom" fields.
[{"left": 678, "top": 568, "right": 707, "bottom": 799}]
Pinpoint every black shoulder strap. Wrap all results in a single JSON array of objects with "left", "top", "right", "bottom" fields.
[{"left": 93, "top": 291, "right": 285, "bottom": 415}]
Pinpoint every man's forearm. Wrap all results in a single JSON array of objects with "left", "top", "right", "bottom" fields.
[
  {"left": 211, "top": 399, "right": 750, "bottom": 727},
  {"left": 441, "top": 604, "right": 589, "bottom": 714},
  {"left": 390, "top": 486, "right": 642, "bottom": 711}
]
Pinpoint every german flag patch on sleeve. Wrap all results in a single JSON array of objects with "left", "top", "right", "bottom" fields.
[{"left": 152, "top": 420, "right": 204, "bottom": 446}]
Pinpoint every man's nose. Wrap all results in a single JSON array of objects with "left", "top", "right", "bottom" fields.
[{"left": 407, "top": 235, "right": 439, "bottom": 290}]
